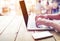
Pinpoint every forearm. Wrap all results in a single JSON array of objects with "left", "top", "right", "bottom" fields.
[
  {"left": 50, "top": 22, "right": 60, "bottom": 32},
  {"left": 41, "top": 19, "right": 60, "bottom": 32},
  {"left": 45, "top": 21, "right": 60, "bottom": 32},
  {"left": 47, "top": 14, "right": 60, "bottom": 20}
]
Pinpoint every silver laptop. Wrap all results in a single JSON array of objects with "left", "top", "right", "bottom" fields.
[{"left": 27, "top": 14, "right": 54, "bottom": 31}]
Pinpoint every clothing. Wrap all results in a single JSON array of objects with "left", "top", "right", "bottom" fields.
[{"left": 52, "top": 7, "right": 59, "bottom": 14}]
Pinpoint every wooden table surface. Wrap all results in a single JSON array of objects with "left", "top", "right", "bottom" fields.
[{"left": 0, "top": 16, "right": 60, "bottom": 41}]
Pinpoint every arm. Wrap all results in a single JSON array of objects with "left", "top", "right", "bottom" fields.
[
  {"left": 35, "top": 14, "right": 60, "bottom": 21},
  {"left": 36, "top": 18, "right": 60, "bottom": 32},
  {"left": 47, "top": 14, "right": 60, "bottom": 20},
  {"left": 50, "top": 22, "right": 60, "bottom": 32}
]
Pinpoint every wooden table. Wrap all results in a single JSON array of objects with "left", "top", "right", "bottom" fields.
[{"left": 0, "top": 16, "right": 60, "bottom": 41}]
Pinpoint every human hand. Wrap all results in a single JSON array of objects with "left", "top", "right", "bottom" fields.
[
  {"left": 36, "top": 18, "right": 53, "bottom": 26},
  {"left": 35, "top": 14, "right": 48, "bottom": 21}
]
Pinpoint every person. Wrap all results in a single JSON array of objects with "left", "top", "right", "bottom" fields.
[
  {"left": 51, "top": 0, "right": 59, "bottom": 14},
  {"left": 35, "top": 14, "right": 60, "bottom": 32}
]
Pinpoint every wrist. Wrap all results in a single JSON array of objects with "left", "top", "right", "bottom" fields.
[{"left": 44, "top": 20, "right": 53, "bottom": 26}]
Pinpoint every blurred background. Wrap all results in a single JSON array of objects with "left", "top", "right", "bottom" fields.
[{"left": 0, "top": 0, "right": 60, "bottom": 16}]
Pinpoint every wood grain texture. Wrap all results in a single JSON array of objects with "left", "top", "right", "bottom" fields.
[
  {"left": 16, "top": 17, "right": 35, "bottom": 41},
  {"left": 0, "top": 16, "right": 23, "bottom": 41},
  {"left": 0, "top": 16, "right": 15, "bottom": 34},
  {"left": 0, "top": 16, "right": 60, "bottom": 41}
]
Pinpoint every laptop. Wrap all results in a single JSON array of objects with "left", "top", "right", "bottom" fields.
[
  {"left": 20, "top": 1, "right": 54, "bottom": 31},
  {"left": 27, "top": 14, "right": 54, "bottom": 31}
]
